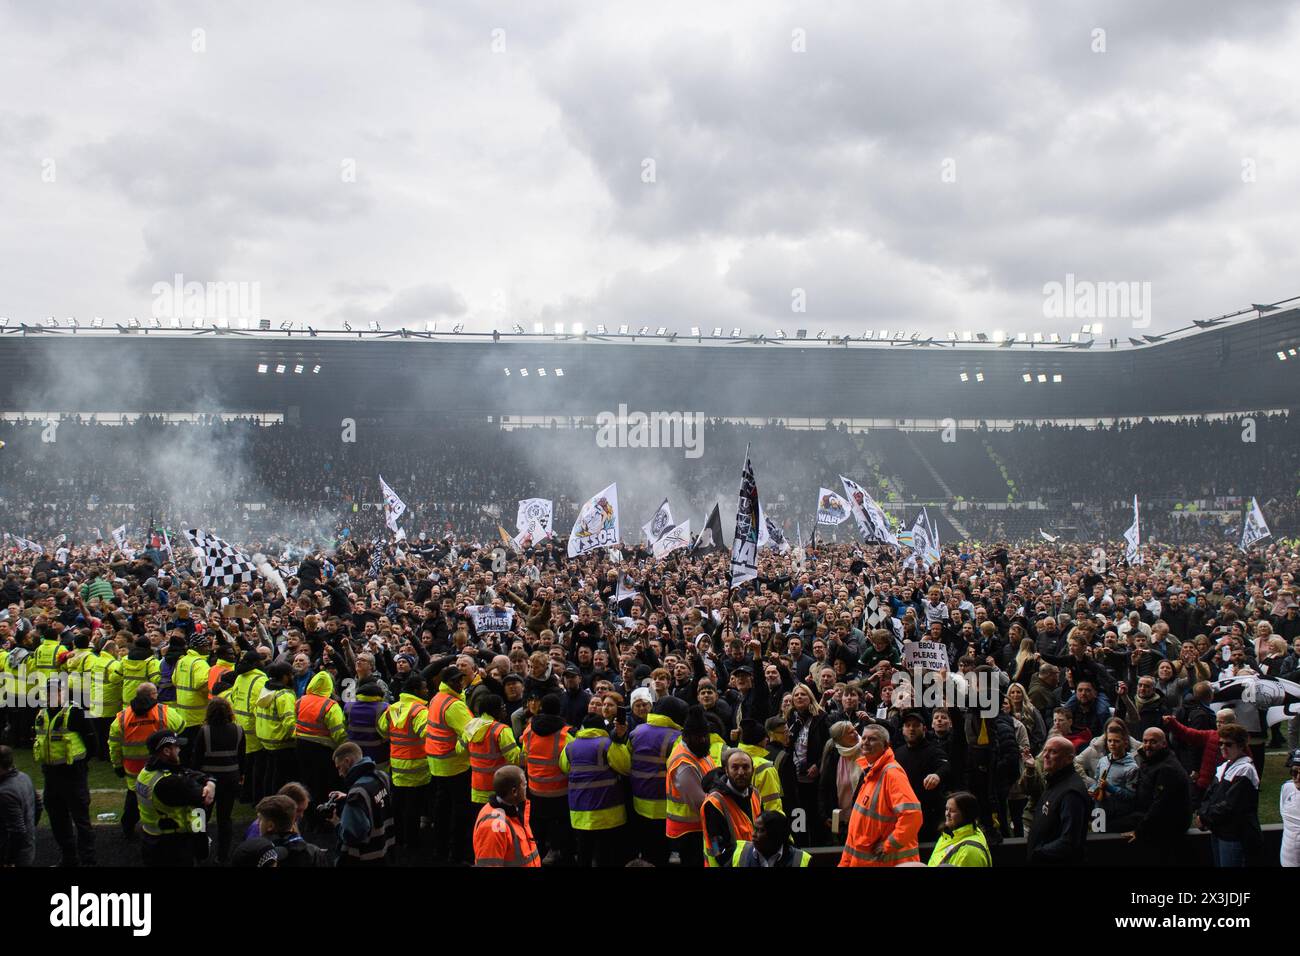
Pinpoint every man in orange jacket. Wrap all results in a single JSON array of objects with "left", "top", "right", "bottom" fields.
[
  {"left": 473, "top": 765, "right": 540, "bottom": 867},
  {"left": 839, "top": 724, "right": 922, "bottom": 867}
]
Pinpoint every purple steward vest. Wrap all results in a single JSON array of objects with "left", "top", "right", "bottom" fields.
[
  {"left": 628, "top": 723, "right": 680, "bottom": 803},
  {"left": 565, "top": 735, "right": 621, "bottom": 814},
  {"left": 345, "top": 698, "right": 389, "bottom": 763}
]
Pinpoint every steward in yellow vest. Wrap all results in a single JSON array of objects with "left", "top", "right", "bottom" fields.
[{"left": 33, "top": 679, "right": 99, "bottom": 866}]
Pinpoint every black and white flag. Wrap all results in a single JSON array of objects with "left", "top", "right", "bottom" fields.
[
  {"left": 368, "top": 537, "right": 387, "bottom": 579},
  {"left": 840, "top": 475, "right": 899, "bottom": 548},
  {"left": 185, "top": 529, "right": 258, "bottom": 588},
  {"left": 1240, "top": 497, "right": 1271, "bottom": 551},
  {"left": 862, "top": 579, "right": 889, "bottom": 630},
  {"left": 642, "top": 498, "right": 674, "bottom": 544},
  {"left": 653, "top": 520, "right": 691, "bottom": 559},
  {"left": 1124, "top": 495, "right": 1142, "bottom": 565},
  {"left": 379, "top": 474, "right": 407, "bottom": 540},
  {"left": 729, "top": 449, "right": 760, "bottom": 588},
  {"left": 691, "top": 503, "right": 726, "bottom": 554}
]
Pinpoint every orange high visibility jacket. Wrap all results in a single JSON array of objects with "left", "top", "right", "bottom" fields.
[
  {"left": 295, "top": 694, "right": 342, "bottom": 748},
  {"left": 207, "top": 662, "right": 233, "bottom": 694},
  {"left": 838, "top": 746, "right": 922, "bottom": 867},
  {"left": 473, "top": 801, "right": 541, "bottom": 867},
  {"left": 701, "top": 786, "right": 762, "bottom": 867},
  {"left": 665, "top": 742, "right": 715, "bottom": 838},
  {"left": 521, "top": 724, "right": 571, "bottom": 798}
]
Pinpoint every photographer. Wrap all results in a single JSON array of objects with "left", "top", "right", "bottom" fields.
[{"left": 327, "top": 741, "right": 395, "bottom": 866}]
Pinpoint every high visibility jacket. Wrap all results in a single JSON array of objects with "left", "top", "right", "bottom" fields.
[
  {"left": 136, "top": 765, "right": 203, "bottom": 837},
  {"left": 559, "top": 728, "right": 631, "bottom": 830},
  {"left": 76, "top": 650, "right": 121, "bottom": 718},
  {"left": 738, "top": 742, "right": 784, "bottom": 815},
  {"left": 110, "top": 704, "right": 186, "bottom": 785},
  {"left": 0, "top": 649, "right": 12, "bottom": 700},
  {"left": 927, "top": 822, "right": 992, "bottom": 867},
  {"left": 465, "top": 716, "right": 521, "bottom": 802},
  {"left": 295, "top": 671, "right": 346, "bottom": 748},
  {"left": 665, "top": 740, "right": 715, "bottom": 838},
  {"left": 378, "top": 694, "right": 430, "bottom": 787},
  {"left": 33, "top": 706, "right": 87, "bottom": 766},
  {"left": 473, "top": 801, "right": 541, "bottom": 867},
  {"left": 425, "top": 684, "right": 472, "bottom": 777},
  {"left": 224, "top": 669, "right": 268, "bottom": 753},
  {"left": 207, "top": 662, "right": 233, "bottom": 694},
  {"left": 118, "top": 655, "right": 162, "bottom": 709},
  {"left": 839, "top": 746, "right": 922, "bottom": 867},
  {"left": 731, "top": 840, "right": 811, "bottom": 867},
  {"left": 32, "top": 637, "right": 66, "bottom": 683},
  {"left": 702, "top": 786, "right": 762, "bottom": 867},
  {"left": 628, "top": 714, "right": 681, "bottom": 820},
  {"left": 253, "top": 684, "right": 298, "bottom": 750},
  {"left": 172, "top": 649, "right": 210, "bottom": 729},
  {"left": 521, "top": 724, "right": 571, "bottom": 798}
]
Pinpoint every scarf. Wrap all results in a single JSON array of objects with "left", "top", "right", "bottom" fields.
[{"left": 836, "top": 752, "right": 864, "bottom": 813}]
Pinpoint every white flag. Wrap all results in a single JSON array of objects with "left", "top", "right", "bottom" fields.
[
  {"left": 111, "top": 524, "right": 131, "bottom": 555},
  {"left": 840, "top": 475, "right": 898, "bottom": 548},
  {"left": 902, "top": 509, "right": 939, "bottom": 570},
  {"left": 1124, "top": 495, "right": 1142, "bottom": 565},
  {"left": 614, "top": 569, "right": 638, "bottom": 602},
  {"left": 515, "top": 498, "right": 554, "bottom": 540},
  {"left": 1240, "top": 497, "right": 1271, "bottom": 551},
  {"left": 1039, "top": 529, "right": 1058, "bottom": 542},
  {"left": 816, "top": 488, "right": 851, "bottom": 526},
  {"left": 642, "top": 498, "right": 675, "bottom": 544},
  {"left": 568, "top": 483, "right": 621, "bottom": 557},
  {"left": 653, "top": 520, "right": 691, "bottom": 559},
  {"left": 730, "top": 450, "right": 760, "bottom": 588},
  {"left": 378, "top": 475, "right": 407, "bottom": 537},
  {"left": 5, "top": 533, "right": 43, "bottom": 554}
]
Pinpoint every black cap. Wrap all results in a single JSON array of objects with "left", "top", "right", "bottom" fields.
[
  {"left": 147, "top": 730, "right": 182, "bottom": 753},
  {"left": 900, "top": 708, "right": 926, "bottom": 725},
  {"left": 732, "top": 664, "right": 754, "bottom": 677},
  {"left": 563, "top": 663, "right": 580, "bottom": 677}
]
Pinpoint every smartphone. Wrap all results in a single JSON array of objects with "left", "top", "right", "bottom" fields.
[{"left": 617, "top": 705, "right": 629, "bottom": 724}]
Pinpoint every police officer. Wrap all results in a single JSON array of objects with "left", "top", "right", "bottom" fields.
[
  {"left": 135, "top": 730, "right": 216, "bottom": 867},
  {"left": 329, "top": 741, "right": 395, "bottom": 866},
  {"left": 33, "top": 677, "right": 97, "bottom": 866}
]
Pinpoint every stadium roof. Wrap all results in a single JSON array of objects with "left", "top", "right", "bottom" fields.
[{"left": 2, "top": 304, "right": 1298, "bottom": 423}]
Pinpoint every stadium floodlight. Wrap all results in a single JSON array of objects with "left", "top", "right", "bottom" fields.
[
  {"left": 730, "top": 327, "right": 741, "bottom": 337},
  {"left": 656, "top": 326, "right": 667, "bottom": 336},
  {"left": 796, "top": 329, "right": 807, "bottom": 339},
  {"left": 504, "top": 367, "right": 511, "bottom": 376},
  {"left": 775, "top": 329, "right": 786, "bottom": 339},
  {"left": 425, "top": 321, "right": 438, "bottom": 333},
  {"left": 452, "top": 323, "right": 463, "bottom": 333},
  {"left": 364, "top": 321, "right": 378, "bottom": 332},
  {"left": 1291, "top": 348, "right": 1299, "bottom": 356},
  {"left": 1016, "top": 332, "right": 1028, "bottom": 342},
  {"left": 1031, "top": 332, "right": 1043, "bottom": 343},
  {"left": 667, "top": 332, "right": 678, "bottom": 341},
  {"left": 554, "top": 368, "right": 564, "bottom": 376},
  {"left": 520, "top": 368, "right": 529, "bottom": 376},
  {"left": 910, "top": 332, "right": 922, "bottom": 341},
  {"left": 1053, "top": 374, "right": 1063, "bottom": 383},
  {"left": 66, "top": 316, "right": 77, "bottom": 328},
  {"left": 816, "top": 330, "right": 827, "bottom": 339},
  {"left": 280, "top": 320, "right": 293, "bottom": 330},
  {"left": 294, "top": 364, "right": 304, "bottom": 374},
  {"left": 343, "top": 321, "right": 352, "bottom": 332},
  {"left": 537, "top": 368, "right": 547, "bottom": 376},
  {"left": 554, "top": 322, "right": 565, "bottom": 335},
  {"left": 947, "top": 331, "right": 957, "bottom": 341},
  {"left": 961, "top": 331, "right": 973, "bottom": 342},
  {"left": 621, "top": 324, "right": 631, "bottom": 335},
  {"left": 533, "top": 322, "right": 545, "bottom": 334},
  {"left": 1022, "top": 373, "right": 1032, "bottom": 383},
  {"left": 1069, "top": 333, "right": 1080, "bottom": 343},
  {"left": 959, "top": 372, "right": 969, "bottom": 382},
  {"left": 150, "top": 317, "right": 163, "bottom": 329},
  {"left": 1276, "top": 351, "right": 1286, "bottom": 361},
  {"left": 1036, "top": 373, "right": 1047, "bottom": 383},
  {"left": 976, "top": 332, "right": 988, "bottom": 342},
  {"left": 712, "top": 327, "right": 722, "bottom": 337},
  {"left": 512, "top": 323, "right": 524, "bottom": 334},
  {"left": 976, "top": 372, "right": 985, "bottom": 382},
  {"left": 312, "top": 365, "right": 321, "bottom": 373},
  {"left": 193, "top": 317, "right": 206, "bottom": 329},
  {"left": 0, "top": 317, "right": 8, "bottom": 328},
  {"left": 861, "top": 330, "right": 872, "bottom": 339},
  {"left": 572, "top": 322, "right": 584, "bottom": 336},
  {"left": 991, "top": 330, "right": 1005, "bottom": 342},
  {"left": 639, "top": 326, "right": 650, "bottom": 336},
  {"left": 92, "top": 316, "right": 104, "bottom": 328},
  {"left": 1048, "top": 332, "right": 1060, "bottom": 343},
  {"left": 596, "top": 325, "right": 607, "bottom": 334},
  {"left": 275, "top": 364, "right": 286, "bottom": 374},
  {"left": 690, "top": 327, "right": 700, "bottom": 337},
  {"left": 128, "top": 317, "right": 141, "bottom": 328},
  {"left": 257, "top": 364, "right": 268, "bottom": 374}
]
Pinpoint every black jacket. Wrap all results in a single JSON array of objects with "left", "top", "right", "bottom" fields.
[
  {"left": 1127, "top": 747, "right": 1191, "bottom": 851},
  {"left": 894, "top": 736, "right": 951, "bottom": 842},
  {"left": 1026, "top": 766, "right": 1089, "bottom": 864},
  {"left": 1198, "top": 759, "right": 1263, "bottom": 849}
]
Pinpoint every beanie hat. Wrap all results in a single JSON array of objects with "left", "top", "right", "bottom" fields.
[
  {"left": 681, "top": 704, "right": 709, "bottom": 735},
  {"left": 652, "top": 695, "right": 688, "bottom": 727}
]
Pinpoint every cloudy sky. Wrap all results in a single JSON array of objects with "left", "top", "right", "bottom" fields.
[{"left": 2, "top": 0, "right": 1298, "bottom": 338}]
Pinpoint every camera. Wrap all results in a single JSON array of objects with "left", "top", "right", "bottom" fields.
[{"left": 317, "top": 795, "right": 343, "bottom": 819}]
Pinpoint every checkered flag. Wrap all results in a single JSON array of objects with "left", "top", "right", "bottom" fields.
[
  {"left": 862, "top": 579, "right": 888, "bottom": 630},
  {"left": 185, "top": 529, "right": 257, "bottom": 588}
]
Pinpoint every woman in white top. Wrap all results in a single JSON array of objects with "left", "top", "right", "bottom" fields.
[{"left": 1281, "top": 749, "right": 1300, "bottom": 867}]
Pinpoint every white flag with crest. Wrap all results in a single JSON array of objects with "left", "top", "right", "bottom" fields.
[
  {"left": 568, "top": 483, "right": 621, "bottom": 557},
  {"left": 653, "top": 520, "right": 691, "bottom": 559},
  {"left": 642, "top": 498, "right": 674, "bottom": 544},
  {"left": 1240, "top": 497, "right": 1271, "bottom": 551},
  {"left": 378, "top": 475, "right": 407, "bottom": 537}
]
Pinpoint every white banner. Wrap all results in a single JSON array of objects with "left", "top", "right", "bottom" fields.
[
  {"left": 379, "top": 475, "right": 407, "bottom": 536},
  {"left": 1241, "top": 497, "right": 1271, "bottom": 551},
  {"left": 642, "top": 498, "right": 674, "bottom": 544},
  {"left": 730, "top": 452, "right": 759, "bottom": 588},
  {"left": 467, "top": 605, "right": 515, "bottom": 634},
  {"left": 1124, "top": 495, "right": 1142, "bottom": 564},
  {"left": 515, "top": 498, "right": 554, "bottom": 541},
  {"left": 652, "top": 520, "right": 691, "bottom": 559},
  {"left": 816, "top": 488, "right": 850, "bottom": 526},
  {"left": 568, "top": 483, "right": 621, "bottom": 557},
  {"left": 840, "top": 475, "right": 898, "bottom": 547},
  {"left": 903, "top": 640, "right": 948, "bottom": 671}
]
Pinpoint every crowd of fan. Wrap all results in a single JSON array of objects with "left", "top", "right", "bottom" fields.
[{"left": 2, "top": 521, "right": 1298, "bottom": 868}]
